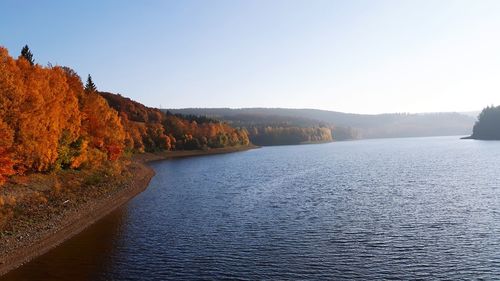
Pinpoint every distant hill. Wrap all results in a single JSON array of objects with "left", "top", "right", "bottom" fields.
[{"left": 166, "top": 108, "right": 476, "bottom": 141}]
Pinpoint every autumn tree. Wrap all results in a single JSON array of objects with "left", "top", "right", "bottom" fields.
[
  {"left": 4, "top": 58, "right": 83, "bottom": 171},
  {"left": 0, "top": 118, "right": 15, "bottom": 184},
  {"left": 80, "top": 91, "right": 126, "bottom": 161},
  {"left": 20, "top": 45, "right": 34, "bottom": 66},
  {"left": 0, "top": 46, "right": 126, "bottom": 176}
]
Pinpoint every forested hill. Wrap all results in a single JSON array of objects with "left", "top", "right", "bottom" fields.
[
  {"left": 168, "top": 108, "right": 475, "bottom": 140},
  {"left": 465, "top": 106, "right": 500, "bottom": 140},
  {"left": 100, "top": 92, "right": 250, "bottom": 151}
]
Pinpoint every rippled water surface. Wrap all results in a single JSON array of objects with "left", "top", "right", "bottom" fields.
[{"left": 3, "top": 136, "right": 500, "bottom": 280}]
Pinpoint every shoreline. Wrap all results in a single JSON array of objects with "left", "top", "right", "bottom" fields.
[
  {"left": 461, "top": 135, "right": 500, "bottom": 140},
  {"left": 0, "top": 145, "right": 257, "bottom": 277},
  {"left": 134, "top": 144, "right": 259, "bottom": 163}
]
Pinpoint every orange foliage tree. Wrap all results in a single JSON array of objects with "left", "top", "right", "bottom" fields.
[
  {"left": 0, "top": 46, "right": 126, "bottom": 181},
  {"left": 0, "top": 118, "right": 15, "bottom": 184},
  {"left": 80, "top": 91, "right": 125, "bottom": 161}
]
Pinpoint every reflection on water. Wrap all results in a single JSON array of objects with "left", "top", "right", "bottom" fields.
[
  {"left": 2, "top": 136, "right": 500, "bottom": 280},
  {"left": 1, "top": 207, "right": 128, "bottom": 281}
]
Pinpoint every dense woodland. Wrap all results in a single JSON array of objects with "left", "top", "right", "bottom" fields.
[
  {"left": 100, "top": 92, "right": 249, "bottom": 152},
  {"left": 0, "top": 46, "right": 249, "bottom": 185},
  {"left": 469, "top": 106, "right": 500, "bottom": 139}
]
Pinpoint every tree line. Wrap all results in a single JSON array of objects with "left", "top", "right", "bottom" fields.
[{"left": 248, "top": 126, "right": 332, "bottom": 146}]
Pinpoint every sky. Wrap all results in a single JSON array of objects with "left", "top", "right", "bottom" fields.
[{"left": 1, "top": 0, "right": 500, "bottom": 114}]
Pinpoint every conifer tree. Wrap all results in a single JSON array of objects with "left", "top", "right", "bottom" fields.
[
  {"left": 20, "top": 45, "right": 34, "bottom": 65},
  {"left": 85, "top": 74, "right": 97, "bottom": 93}
]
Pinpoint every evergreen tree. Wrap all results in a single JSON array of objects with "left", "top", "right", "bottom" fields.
[
  {"left": 85, "top": 74, "right": 97, "bottom": 93},
  {"left": 20, "top": 45, "right": 34, "bottom": 66}
]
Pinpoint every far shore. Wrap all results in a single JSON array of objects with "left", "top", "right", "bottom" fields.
[{"left": 0, "top": 145, "right": 258, "bottom": 277}]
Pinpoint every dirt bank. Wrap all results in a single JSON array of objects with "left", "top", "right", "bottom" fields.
[
  {"left": 0, "top": 145, "right": 257, "bottom": 276},
  {"left": 0, "top": 162, "right": 153, "bottom": 276}
]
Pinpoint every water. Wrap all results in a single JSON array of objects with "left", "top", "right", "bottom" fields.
[{"left": 3, "top": 136, "right": 500, "bottom": 280}]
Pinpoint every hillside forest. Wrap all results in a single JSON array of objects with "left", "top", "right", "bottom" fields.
[{"left": 0, "top": 46, "right": 250, "bottom": 185}]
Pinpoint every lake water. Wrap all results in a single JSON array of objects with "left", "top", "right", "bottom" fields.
[{"left": 3, "top": 136, "right": 500, "bottom": 280}]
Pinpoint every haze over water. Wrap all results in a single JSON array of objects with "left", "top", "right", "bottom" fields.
[{"left": 3, "top": 136, "right": 500, "bottom": 280}]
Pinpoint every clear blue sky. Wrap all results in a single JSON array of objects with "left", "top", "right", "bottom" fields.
[{"left": 2, "top": 0, "right": 500, "bottom": 114}]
